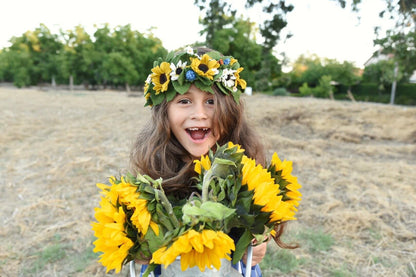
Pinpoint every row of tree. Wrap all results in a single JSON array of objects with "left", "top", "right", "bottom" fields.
[
  {"left": 0, "top": 0, "right": 414, "bottom": 99},
  {"left": 0, "top": 24, "right": 168, "bottom": 90}
]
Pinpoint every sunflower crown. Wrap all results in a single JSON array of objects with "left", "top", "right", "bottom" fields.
[{"left": 144, "top": 46, "right": 247, "bottom": 106}]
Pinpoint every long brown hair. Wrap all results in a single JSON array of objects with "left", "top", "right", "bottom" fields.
[
  {"left": 130, "top": 47, "right": 295, "bottom": 249},
  {"left": 130, "top": 47, "right": 265, "bottom": 196},
  {"left": 130, "top": 86, "right": 264, "bottom": 196}
]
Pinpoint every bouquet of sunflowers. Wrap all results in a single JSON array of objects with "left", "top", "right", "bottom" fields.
[{"left": 92, "top": 142, "right": 301, "bottom": 275}]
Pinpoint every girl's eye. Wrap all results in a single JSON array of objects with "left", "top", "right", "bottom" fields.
[
  {"left": 206, "top": 99, "right": 214, "bottom": 105},
  {"left": 178, "top": 99, "right": 191, "bottom": 104}
]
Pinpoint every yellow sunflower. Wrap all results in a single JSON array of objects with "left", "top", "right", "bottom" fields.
[
  {"left": 151, "top": 62, "right": 172, "bottom": 94},
  {"left": 92, "top": 199, "right": 134, "bottom": 273},
  {"left": 190, "top": 54, "right": 220, "bottom": 80},
  {"left": 270, "top": 153, "right": 302, "bottom": 211},
  {"left": 130, "top": 198, "right": 160, "bottom": 236},
  {"left": 241, "top": 155, "right": 294, "bottom": 223},
  {"left": 151, "top": 229, "right": 235, "bottom": 271},
  {"left": 194, "top": 154, "right": 212, "bottom": 174},
  {"left": 234, "top": 67, "right": 247, "bottom": 90},
  {"left": 227, "top": 141, "right": 245, "bottom": 153},
  {"left": 97, "top": 177, "right": 159, "bottom": 236}
]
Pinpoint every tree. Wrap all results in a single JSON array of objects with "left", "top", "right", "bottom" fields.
[
  {"left": 362, "top": 60, "right": 403, "bottom": 90},
  {"left": 288, "top": 55, "right": 361, "bottom": 99},
  {"left": 194, "top": 0, "right": 293, "bottom": 52},
  {"left": 59, "top": 25, "right": 94, "bottom": 89},
  {"left": 208, "top": 17, "right": 263, "bottom": 89},
  {"left": 8, "top": 24, "right": 64, "bottom": 85},
  {"left": 101, "top": 52, "right": 138, "bottom": 91}
]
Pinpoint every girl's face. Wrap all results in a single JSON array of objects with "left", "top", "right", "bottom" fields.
[{"left": 167, "top": 84, "right": 220, "bottom": 158}]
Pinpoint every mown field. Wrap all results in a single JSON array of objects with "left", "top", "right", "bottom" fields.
[{"left": 0, "top": 87, "right": 415, "bottom": 277}]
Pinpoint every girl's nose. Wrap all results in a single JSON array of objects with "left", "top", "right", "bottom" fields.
[{"left": 191, "top": 102, "right": 208, "bottom": 120}]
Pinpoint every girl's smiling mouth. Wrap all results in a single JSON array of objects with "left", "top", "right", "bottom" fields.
[{"left": 186, "top": 127, "right": 211, "bottom": 141}]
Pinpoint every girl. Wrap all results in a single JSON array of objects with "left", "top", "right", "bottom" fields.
[{"left": 130, "top": 46, "right": 288, "bottom": 276}]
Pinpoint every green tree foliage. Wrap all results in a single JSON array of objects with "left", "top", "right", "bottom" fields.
[
  {"left": 8, "top": 24, "right": 64, "bottom": 85},
  {"left": 208, "top": 17, "right": 262, "bottom": 89},
  {"left": 299, "top": 75, "right": 333, "bottom": 98},
  {"left": 362, "top": 60, "right": 403, "bottom": 91},
  {"left": 101, "top": 52, "right": 138, "bottom": 90},
  {"left": 0, "top": 24, "right": 167, "bottom": 89},
  {"left": 343, "top": 0, "right": 416, "bottom": 81},
  {"left": 288, "top": 55, "right": 361, "bottom": 98},
  {"left": 195, "top": 0, "right": 293, "bottom": 51}
]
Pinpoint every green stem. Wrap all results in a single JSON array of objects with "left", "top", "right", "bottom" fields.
[
  {"left": 156, "top": 189, "right": 180, "bottom": 228},
  {"left": 201, "top": 165, "right": 215, "bottom": 203}
]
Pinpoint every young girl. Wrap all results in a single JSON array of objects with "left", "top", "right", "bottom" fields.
[{"left": 130, "top": 46, "right": 289, "bottom": 276}]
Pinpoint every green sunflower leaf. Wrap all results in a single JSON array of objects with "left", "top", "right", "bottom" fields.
[
  {"left": 194, "top": 81, "right": 214, "bottom": 94},
  {"left": 165, "top": 88, "right": 177, "bottom": 102},
  {"left": 172, "top": 80, "right": 190, "bottom": 94},
  {"left": 166, "top": 51, "right": 175, "bottom": 61},
  {"left": 151, "top": 92, "right": 165, "bottom": 106},
  {"left": 216, "top": 83, "right": 230, "bottom": 95},
  {"left": 233, "top": 229, "right": 253, "bottom": 264},
  {"left": 144, "top": 227, "right": 165, "bottom": 253},
  {"left": 206, "top": 51, "right": 222, "bottom": 60},
  {"left": 232, "top": 90, "right": 241, "bottom": 103}
]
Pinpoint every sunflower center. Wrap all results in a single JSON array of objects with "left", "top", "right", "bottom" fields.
[
  {"left": 198, "top": 64, "right": 209, "bottom": 73},
  {"left": 160, "top": 74, "right": 167, "bottom": 84}
]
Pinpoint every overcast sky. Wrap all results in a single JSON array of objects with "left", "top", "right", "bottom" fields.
[{"left": 0, "top": 0, "right": 394, "bottom": 68}]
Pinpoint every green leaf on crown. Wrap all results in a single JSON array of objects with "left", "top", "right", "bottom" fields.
[
  {"left": 216, "top": 83, "right": 230, "bottom": 95},
  {"left": 232, "top": 89, "right": 241, "bottom": 103},
  {"left": 206, "top": 51, "right": 222, "bottom": 60},
  {"left": 150, "top": 91, "right": 165, "bottom": 106},
  {"left": 194, "top": 81, "right": 214, "bottom": 94},
  {"left": 172, "top": 80, "right": 190, "bottom": 95},
  {"left": 165, "top": 88, "right": 177, "bottom": 102}
]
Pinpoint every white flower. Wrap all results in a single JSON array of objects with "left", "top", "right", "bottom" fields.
[
  {"left": 170, "top": 61, "right": 187, "bottom": 81},
  {"left": 220, "top": 68, "right": 236, "bottom": 88},
  {"left": 145, "top": 74, "right": 152, "bottom": 84},
  {"left": 184, "top": 46, "right": 194, "bottom": 55}
]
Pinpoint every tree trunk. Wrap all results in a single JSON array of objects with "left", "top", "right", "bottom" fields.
[
  {"left": 346, "top": 87, "right": 355, "bottom": 102},
  {"left": 125, "top": 83, "right": 131, "bottom": 93},
  {"left": 390, "top": 62, "right": 398, "bottom": 105},
  {"left": 329, "top": 89, "right": 334, "bottom": 100},
  {"left": 69, "top": 75, "right": 74, "bottom": 91}
]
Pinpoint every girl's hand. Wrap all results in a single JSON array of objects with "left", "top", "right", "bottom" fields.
[
  {"left": 134, "top": 258, "right": 150, "bottom": 265},
  {"left": 242, "top": 240, "right": 268, "bottom": 267}
]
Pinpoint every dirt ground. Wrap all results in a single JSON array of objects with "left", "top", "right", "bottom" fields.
[{"left": 0, "top": 87, "right": 415, "bottom": 277}]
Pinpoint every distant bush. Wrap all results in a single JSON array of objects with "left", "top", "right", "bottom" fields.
[
  {"left": 272, "top": 87, "right": 290, "bottom": 96},
  {"left": 350, "top": 82, "right": 416, "bottom": 105}
]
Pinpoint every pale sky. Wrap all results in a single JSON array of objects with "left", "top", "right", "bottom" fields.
[{"left": 0, "top": 0, "right": 394, "bottom": 68}]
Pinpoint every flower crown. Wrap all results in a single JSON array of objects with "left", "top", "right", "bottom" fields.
[{"left": 144, "top": 46, "right": 247, "bottom": 107}]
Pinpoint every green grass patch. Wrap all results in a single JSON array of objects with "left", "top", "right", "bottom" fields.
[
  {"left": 69, "top": 242, "right": 100, "bottom": 272},
  {"left": 27, "top": 242, "right": 67, "bottom": 274},
  {"left": 330, "top": 265, "right": 355, "bottom": 277},
  {"left": 260, "top": 247, "right": 305, "bottom": 275},
  {"left": 296, "top": 228, "right": 334, "bottom": 253}
]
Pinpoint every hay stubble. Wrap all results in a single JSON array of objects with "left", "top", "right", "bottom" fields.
[{"left": 0, "top": 88, "right": 415, "bottom": 276}]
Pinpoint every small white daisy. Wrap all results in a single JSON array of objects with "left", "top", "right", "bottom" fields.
[
  {"left": 184, "top": 46, "right": 194, "bottom": 55},
  {"left": 170, "top": 61, "right": 187, "bottom": 81},
  {"left": 221, "top": 68, "right": 236, "bottom": 88}
]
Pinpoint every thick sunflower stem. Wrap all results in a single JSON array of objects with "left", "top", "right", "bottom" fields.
[
  {"left": 156, "top": 188, "right": 180, "bottom": 229},
  {"left": 201, "top": 166, "right": 215, "bottom": 203}
]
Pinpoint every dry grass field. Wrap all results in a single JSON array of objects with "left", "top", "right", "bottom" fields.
[{"left": 1, "top": 87, "right": 415, "bottom": 277}]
